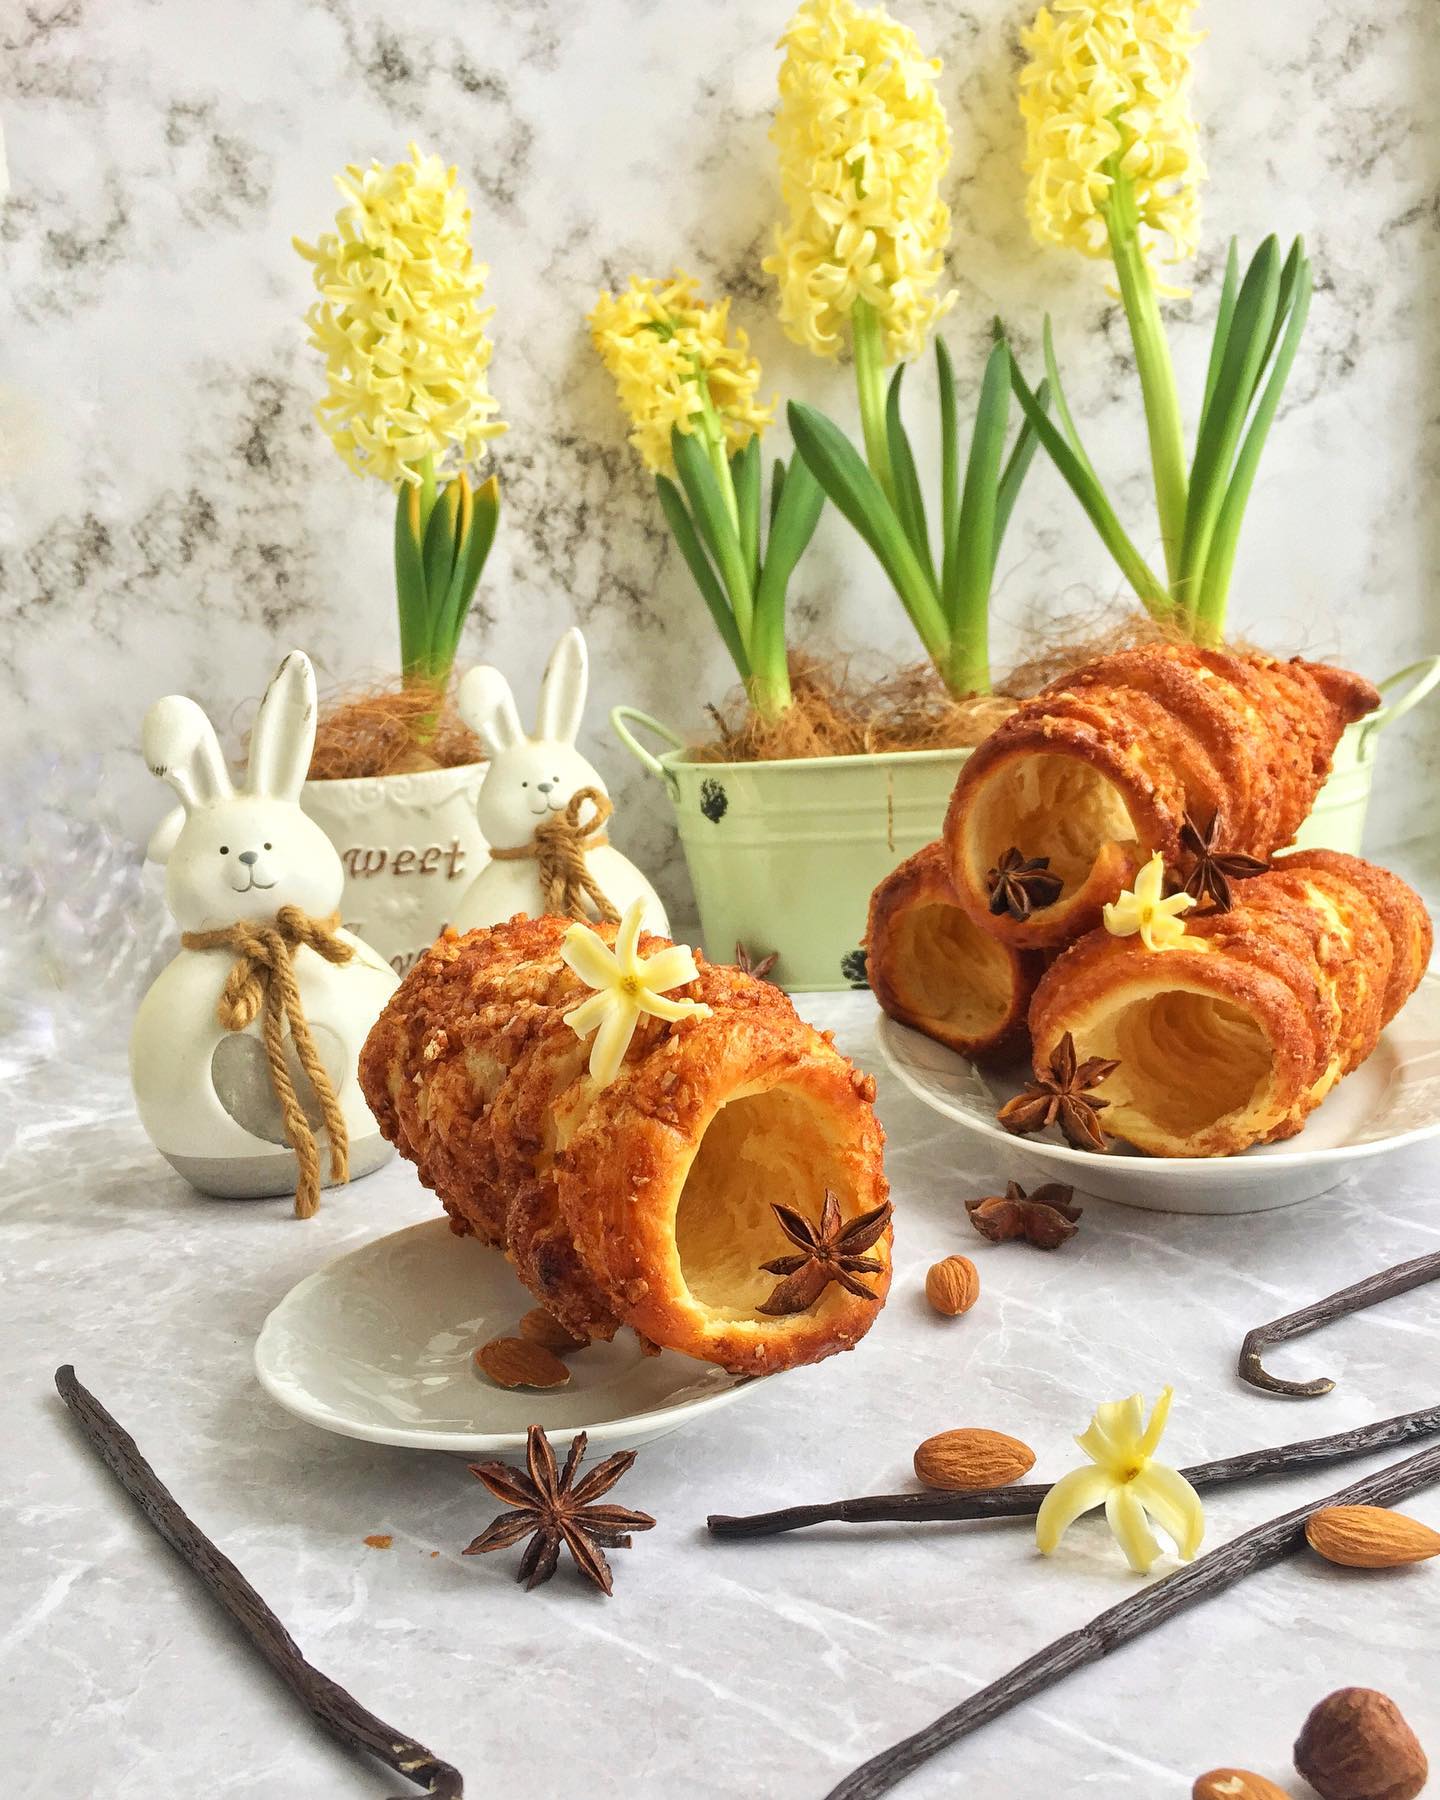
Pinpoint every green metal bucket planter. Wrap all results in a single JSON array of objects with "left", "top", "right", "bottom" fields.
[
  {"left": 1292, "top": 656, "right": 1440, "bottom": 854},
  {"left": 612, "top": 707, "right": 969, "bottom": 992}
]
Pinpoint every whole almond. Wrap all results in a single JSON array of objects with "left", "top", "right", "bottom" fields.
[
  {"left": 517, "top": 1307, "right": 588, "bottom": 1354},
  {"left": 1192, "top": 1772, "right": 1291, "bottom": 1800},
  {"left": 913, "top": 1427, "right": 1035, "bottom": 1492},
  {"left": 1304, "top": 1505, "right": 1440, "bottom": 1570},
  {"left": 476, "top": 1337, "right": 570, "bottom": 1390},
  {"left": 925, "top": 1255, "right": 980, "bottom": 1317}
]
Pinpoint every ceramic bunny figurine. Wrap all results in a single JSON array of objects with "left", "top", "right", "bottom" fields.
[
  {"left": 130, "top": 651, "right": 398, "bottom": 1204},
  {"left": 451, "top": 628, "right": 668, "bottom": 935}
]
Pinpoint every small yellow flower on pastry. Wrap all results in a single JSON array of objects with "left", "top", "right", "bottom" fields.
[
  {"left": 294, "top": 145, "right": 506, "bottom": 487},
  {"left": 764, "top": 0, "right": 956, "bottom": 361},
  {"left": 588, "top": 271, "right": 774, "bottom": 474},
  {"left": 1035, "top": 1386, "right": 1204, "bottom": 1574},
  {"left": 1019, "top": 0, "right": 1205, "bottom": 287},
  {"left": 1103, "top": 852, "right": 1195, "bottom": 950},
  {"left": 561, "top": 901, "right": 711, "bottom": 1088}
]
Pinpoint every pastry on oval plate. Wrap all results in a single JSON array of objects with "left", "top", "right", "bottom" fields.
[
  {"left": 359, "top": 911, "right": 892, "bottom": 1375},
  {"left": 944, "top": 644, "right": 1379, "bottom": 949},
  {"left": 1025, "top": 850, "right": 1430, "bottom": 1157}
]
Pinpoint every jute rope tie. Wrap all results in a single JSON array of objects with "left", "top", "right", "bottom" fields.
[
  {"left": 181, "top": 906, "right": 353, "bottom": 1219},
  {"left": 489, "top": 785, "right": 620, "bottom": 924}
]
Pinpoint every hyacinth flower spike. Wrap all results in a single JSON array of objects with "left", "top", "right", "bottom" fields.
[
  {"left": 770, "top": 0, "right": 1050, "bottom": 697},
  {"left": 295, "top": 144, "right": 507, "bottom": 695},
  {"left": 1007, "top": 0, "right": 1312, "bottom": 643},
  {"left": 590, "top": 272, "right": 824, "bottom": 722}
]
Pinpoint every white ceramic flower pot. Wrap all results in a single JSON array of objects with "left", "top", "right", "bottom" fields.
[{"left": 301, "top": 762, "right": 488, "bottom": 976}]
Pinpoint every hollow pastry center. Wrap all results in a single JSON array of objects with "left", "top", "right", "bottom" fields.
[
  {"left": 1088, "top": 989, "right": 1272, "bottom": 1138},
  {"left": 971, "top": 754, "right": 1137, "bottom": 894},
  {"left": 888, "top": 903, "right": 1015, "bottom": 1036},
  {"left": 674, "top": 1087, "right": 863, "bottom": 1318}
]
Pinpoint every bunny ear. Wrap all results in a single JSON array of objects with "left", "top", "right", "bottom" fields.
[
  {"left": 142, "top": 695, "right": 233, "bottom": 810},
  {"left": 146, "top": 806, "right": 185, "bottom": 865},
  {"left": 458, "top": 665, "right": 524, "bottom": 757},
  {"left": 535, "top": 628, "right": 588, "bottom": 745},
  {"left": 248, "top": 651, "right": 318, "bottom": 800}
]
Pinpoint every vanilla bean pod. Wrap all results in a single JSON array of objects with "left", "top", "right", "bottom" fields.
[
  {"left": 1239, "top": 1249, "right": 1440, "bottom": 1397},
  {"left": 54, "top": 1366, "right": 463, "bottom": 1799},
  {"left": 825, "top": 1438, "right": 1440, "bottom": 1800},
  {"left": 707, "top": 1401, "right": 1440, "bottom": 1539}
]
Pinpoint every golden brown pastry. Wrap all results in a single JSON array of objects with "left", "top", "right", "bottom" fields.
[
  {"left": 944, "top": 645, "right": 1379, "bottom": 948},
  {"left": 1025, "top": 850, "right": 1430, "bottom": 1157},
  {"left": 866, "top": 842, "right": 1045, "bottom": 1060},
  {"left": 359, "top": 916, "right": 892, "bottom": 1375}
]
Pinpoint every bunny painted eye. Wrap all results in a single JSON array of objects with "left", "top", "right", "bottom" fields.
[
  {"left": 264, "top": 842, "right": 272, "bottom": 850},
  {"left": 219, "top": 845, "right": 229, "bottom": 855},
  {"left": 521, "top": 781, "right": 528, "bottom": 788}
]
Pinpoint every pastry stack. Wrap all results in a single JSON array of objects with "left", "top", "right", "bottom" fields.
[{"left": 868, "top": 644, "right": 1432, "bottom": 1158}]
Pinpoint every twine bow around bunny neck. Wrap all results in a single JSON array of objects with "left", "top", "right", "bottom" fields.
[
  {"left": 488, "top": 785, "right": 621, "bottom": 924},
  {"left": 180, "top": 906, "right": 353, "bottom": 1219}
]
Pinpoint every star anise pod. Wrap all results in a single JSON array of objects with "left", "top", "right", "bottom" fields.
[
  {"left": 734, "top": 941, "right": 779, "bottom": 981},
  {"left": 756, "top": 1191, "right": 893, "bottom": 1316},
  {"left": 996, "top": 1031, "right": 1119, "bottom": 1153},
  {"left": 986, "top": 847, "right": 1064, "bottom": 922},
  {"left": 1178, "top": 811, "right": 1269, "bottom": 912},
  {"left": 463, "top": 1424, "right": 655, "bottom": 1595},
  {"left": 967, "top": 1181, "right": 1082, "bottom": 1250}
]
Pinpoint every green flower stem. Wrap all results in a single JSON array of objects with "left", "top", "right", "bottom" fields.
[
  {"left": 689, "top": 377, "right": 759, "bottom": 650},
  {"left": 1104, "top": 169, "right": 1189, "bottom": 600},
  {"left": 417, "top": 453, "right": 439, "bottom": 537},
  {"left": 694, "top": 370, "right": 742, "bottom": 534},
  {"left": 851, "top": 299, "right": 898, "bottom": 509},
  {"left": 396, "top": 462, "right": 432, "bottom": 687},
  {"left": 746, "top": 662, "right": 792, "bottom": 722}
]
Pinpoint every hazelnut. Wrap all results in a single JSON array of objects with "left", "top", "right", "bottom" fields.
[{"left": 1293, "top": 1687, "right": 1427, "bottom": 1800}]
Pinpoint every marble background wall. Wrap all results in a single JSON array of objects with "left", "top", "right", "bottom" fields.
[{"left": 2, "top": 0, "right": 1437, "bottom": 916}]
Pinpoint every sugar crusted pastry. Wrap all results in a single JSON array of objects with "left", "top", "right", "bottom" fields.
[
  {"left": 944, "top": 645, "right": 1379, "bottom": 948},
  {"left": 867, "top": 842, "right": 1045, "bottom": 1060},
  {"left": 359, "top": 916, "right": 892, "bottom": 1375},
  {"left": 1026, "top": 850, "right": 1430, "bottom": 1157}
]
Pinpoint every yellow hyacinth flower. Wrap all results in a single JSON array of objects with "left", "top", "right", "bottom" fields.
[
  {"left": 295, "top": 145, "right": 506, "bottom": 486},
  {"left": 1103, "top": 852, "right": 1195, "bottom": 950},
  {"left": 765, "top": 0, "right": 956, "bottom": 362},
  {"left": 1020, "top": 0, "right": 1206, "bottom": 286},
  {"left": 1036, "top": 1387, "right": 1205, "bottom": 1574},
  {"left": 588, "top": 272, "right": 773, "bottom": 474},
  {"left": 561, "top": 901, "right": 712, "bottom": 1088}
]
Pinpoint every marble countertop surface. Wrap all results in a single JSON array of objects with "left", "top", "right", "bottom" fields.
[{"left": 6, "top": 991, "right": 1439, "bottom": 1799}]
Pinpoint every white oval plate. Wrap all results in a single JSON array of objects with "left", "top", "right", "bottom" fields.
[
  {"left": 876, "top": 970, "right": 1440, "bottom": 1215},
  {"left": 255, "top": 1218, "right": 757, "bottom": 1455}
]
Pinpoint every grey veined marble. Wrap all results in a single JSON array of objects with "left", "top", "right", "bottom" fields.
[
  {"left": 2, "top": 0, "right": 1439, "bottom": 920},
  {"left": 4, "top": 988, "right": 1440, "bottom": 1796}
]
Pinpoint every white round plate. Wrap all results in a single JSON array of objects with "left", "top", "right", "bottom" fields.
[
  {"left": 255, "top": 1218, "right": 757, "bottom": 1454},
  {"left": 876, "top": 970, "right": 1440, "bottom": 1215}
]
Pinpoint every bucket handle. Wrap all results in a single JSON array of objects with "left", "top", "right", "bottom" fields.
[
  {"left": 611, "top": 706, "right": 686, "bottom": 793},
  {"left": 1360, "top": 655, "right": 1440, "bottom": 752}
]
